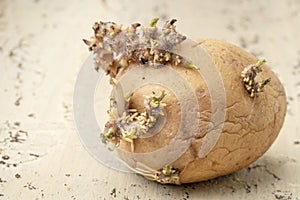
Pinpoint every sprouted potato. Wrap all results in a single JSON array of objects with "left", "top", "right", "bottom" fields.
[{"left": 84, "top": 18, "right": 286, "bottom": 184}]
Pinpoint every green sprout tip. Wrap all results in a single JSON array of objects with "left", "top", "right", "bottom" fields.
[
  {"left": 256, "top": 59, "right": 266, "bottom": 67},
  {"left": 150, "top": 18, "right": 159, "bottom": 27},
  {"left": 152, "top": 90, "right": 167, "bottom": 104},
  {"left": 187, "top": 63, "right": 199, "bottom": 70}
]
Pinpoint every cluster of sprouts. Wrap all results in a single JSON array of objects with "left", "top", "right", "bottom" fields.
[
  {"left": 83, "top": 18, "right": 198, "bottom": 78},
  {"left": 142, "top": 165, "right": 181, "bottom": 185},
  {"left": 100, "top": 90, "right": 167, "bottom": 152},
  {"left": 241, "top": 60, "right": 271, "bottom": 97}
]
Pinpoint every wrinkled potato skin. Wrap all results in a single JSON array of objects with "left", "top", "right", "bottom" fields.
[{"left": 118, "top": 39, "right": 287, "bottom": 184}]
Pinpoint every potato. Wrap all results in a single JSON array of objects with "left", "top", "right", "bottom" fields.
[{"left": 84, "top": 19, "right": 287, "bottom": 184}]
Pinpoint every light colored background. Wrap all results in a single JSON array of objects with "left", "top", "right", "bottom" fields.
[{"left": 0, "top": 0, "right": 299, "bottom": 199}]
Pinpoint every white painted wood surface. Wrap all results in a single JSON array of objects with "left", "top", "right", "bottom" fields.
[{"left": 0, "top": 0, "right": 299, "bottom": 199}]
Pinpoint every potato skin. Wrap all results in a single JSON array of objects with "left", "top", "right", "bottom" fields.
[
  {"left": 118, "top": 39, "right": 287, "bottom": 184},
  {"left": 175, "top": 39, "right": 287, "bottom": 183}
]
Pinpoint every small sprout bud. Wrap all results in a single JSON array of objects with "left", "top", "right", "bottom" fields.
[
  {"left": 260, "top": 77, "right": 271, "bottom": 87},
  {"left": 256, "top": 59, "right": 266, "bottom": 67},
  {"left": 169, "top": 19, "right": 177, "bottom": 25},
  {"left": 187, "top": 63, "right": 199, "bottom": 70},
  {"left": 149, "top": 18, "right": 159, "bottom": 27},
  {"left": 131, "top": 23, "right": 141, "bottom": 29},
  {"left": 164, "top": 19, "right": 177, "bottom": 29},
  {"left": 152, "top": 90, "right": 167, "bottom": 105},
  {"left": 82, "top": 39, "right": 92, "bottom": 46}
]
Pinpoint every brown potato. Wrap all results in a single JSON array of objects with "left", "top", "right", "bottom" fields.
[
  {"left": 116, "top": 39, "right": 287, "bottom": 184},
  {"left": 84, "top": 19, "right": 286, "bottom": 184}
]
